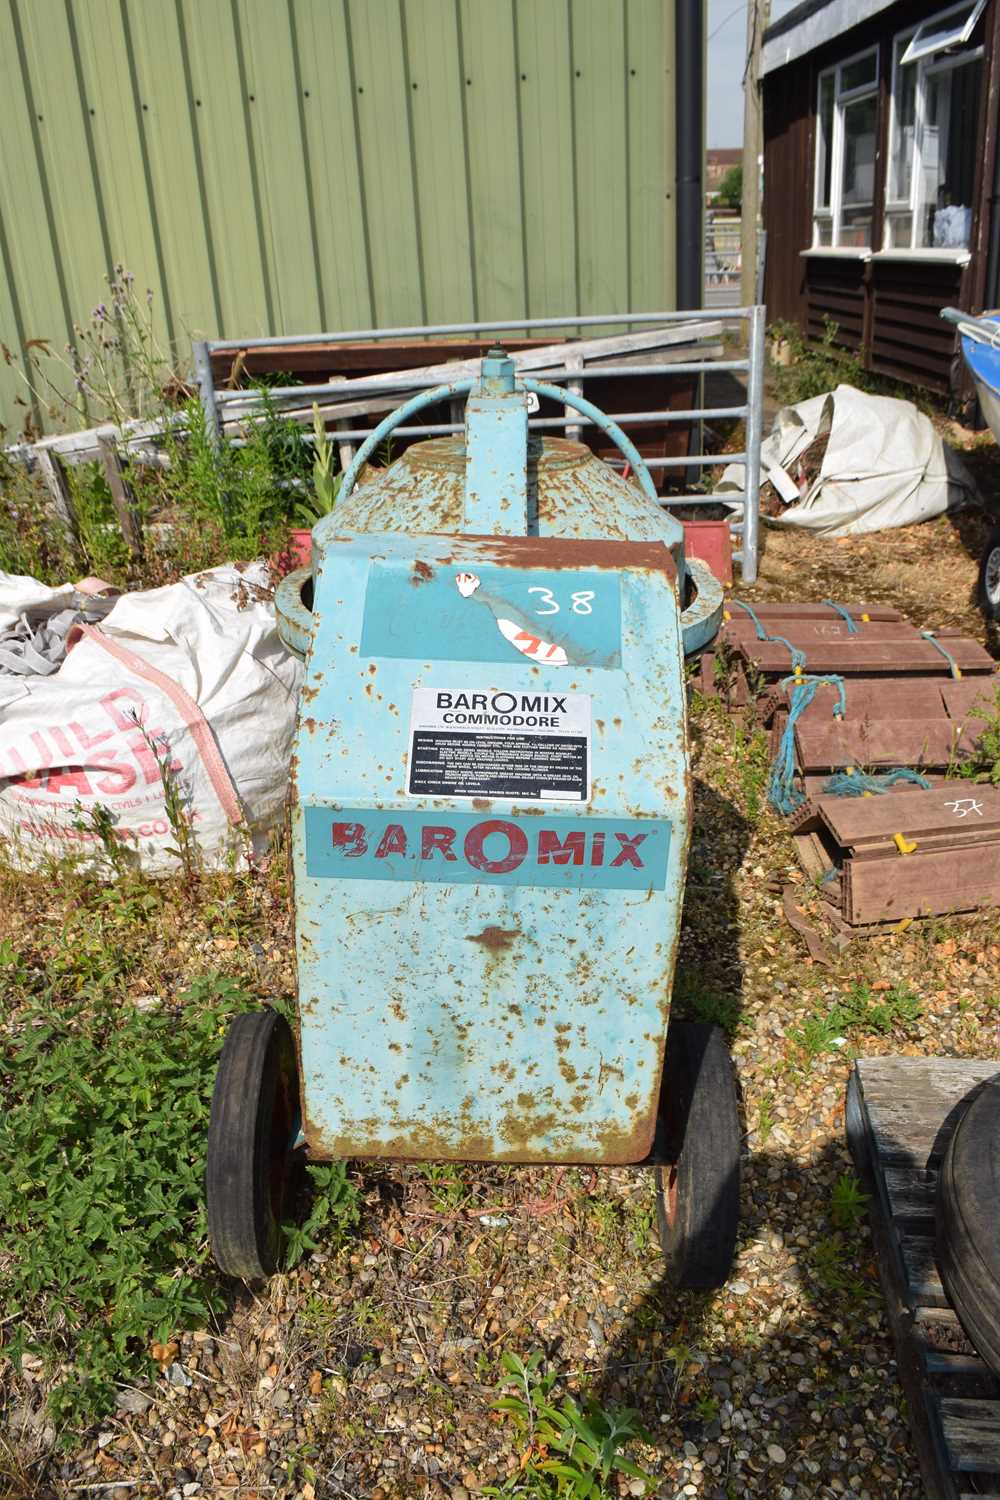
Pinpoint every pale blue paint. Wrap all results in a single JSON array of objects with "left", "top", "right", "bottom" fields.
[
  {"left": 360, "top": 560, "right": 622, "bottom": 667},
  {"left": 290, "top": 358, "right": 697, "bottom": 1164}
]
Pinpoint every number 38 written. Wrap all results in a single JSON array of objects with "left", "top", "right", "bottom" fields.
[{"left": 527, "top": 587, "right": 595, "bottom": 616}]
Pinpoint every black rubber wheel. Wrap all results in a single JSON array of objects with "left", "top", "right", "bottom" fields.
[
  {"left": 978, "top": 526, "right": 1000, "bottom": 622},
  {"left": 936, "top": 1074, "right": 1000, "bottom": 1375},
  {"left": 845, "top": 1067, "right": 871, "bottom": 1183},
  {"left": 206, "top": 1008, "right": 299, "bottom": 1279},
  {"left": 655, "top": 1021, "right": 741, "bottom": 1289}
]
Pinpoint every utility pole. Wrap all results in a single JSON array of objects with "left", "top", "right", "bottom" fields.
[{"left": 741, "top": 0, "right": 771, "bottom": 310}]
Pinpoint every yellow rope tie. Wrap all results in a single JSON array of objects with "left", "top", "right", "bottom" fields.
[
  {"left": 893, "top": 832, "right": 918, "bottom": 855},
  {"left": 861, "top": 613, "right": 870, "bottom": 622},
  {"left": 723, "top": 610, "right": 731, "bottom": 622}
]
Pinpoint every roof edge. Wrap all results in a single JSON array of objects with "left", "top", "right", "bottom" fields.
[{"left": 762, "top": 0, "right": 900, "bottom": 75}]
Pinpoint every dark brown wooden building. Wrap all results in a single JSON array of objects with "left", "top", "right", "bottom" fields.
[{"left": 762, "top": 0, "right": 1000, "bottom": 396}]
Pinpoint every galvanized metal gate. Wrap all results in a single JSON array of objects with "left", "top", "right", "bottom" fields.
[{"left": 194, "top": 307, "right": 766, "bottom": 582}]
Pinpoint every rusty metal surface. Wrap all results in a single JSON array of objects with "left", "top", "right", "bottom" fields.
[
  {"left": 291, "top": 530, "right": 691, "bottom": 1163},
  {"left": 315, "top": 436, "right": 686, "bottom": 555}
]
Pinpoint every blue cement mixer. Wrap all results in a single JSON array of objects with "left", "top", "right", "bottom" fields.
[{"left": 206, "top": 351, "right": 740, "bottom": 1287}]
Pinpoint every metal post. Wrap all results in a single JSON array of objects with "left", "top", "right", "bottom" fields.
[
  {"left": 742, "top": 305, "right": 766, "bottom": 585},
  {"left": 564, "top": 351, "right": 584, "bottom": 442},
  {"left": 192, "top": 340, "right": 221, "bottom": 449}
]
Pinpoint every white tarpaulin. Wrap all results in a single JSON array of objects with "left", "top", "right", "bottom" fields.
[
  {"left": 718, "top": 383, "right": 976, "bottom": 536},
  {"left": 0, "top": 563, "right": 301, "bottom": 875}
]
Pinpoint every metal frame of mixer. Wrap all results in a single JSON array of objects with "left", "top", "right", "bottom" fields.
[{"left": 192, "top": 305, "right": 766, "bottom": 583}]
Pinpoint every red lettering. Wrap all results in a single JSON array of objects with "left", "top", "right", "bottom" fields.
[
  {"left": 590, "top": 831, "right": 606, "bottom": 866},
  {"left": 375, "top": 824, "right": 408, "bottom": 858},
  {"left": 100, "top": 688, "right": 149, "bottom": 732},
  {"left": 69, "top": 719, "right": 115, "bottom": 754},
  {"left": 92, "top": 759, "right": 137, "bottom": 796},
  {"left": 464, "top": 819, "right": 528, "bottom": 875},
  {"left": 45, "top": 768, "right": 94, "bottom": 796},
  {"left": 420, "top": 825, "right": 457, "bottom": 861},
  {"left": 331, "top": 821, "right": 368, "bottom": 857},
  {"left": 610, "top": 832, "right": 648, "bottom": 869},
  {"left": 537, "top": 829, "right": 585, "bottom": 866}
]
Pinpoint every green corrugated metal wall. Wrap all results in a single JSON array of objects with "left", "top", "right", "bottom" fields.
[{"left": 0, "top": 0, "right": 676, "bottom": 435}]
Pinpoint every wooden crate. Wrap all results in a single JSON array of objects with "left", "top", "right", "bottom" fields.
[{"left": 848, "top": 1057, "right": 1000, "bottom": 1500}]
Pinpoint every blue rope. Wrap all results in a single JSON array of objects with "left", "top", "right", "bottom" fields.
[
  {"left": 730, "top": 599, "right": 807, "bottom": 672},
  {"left": 768, "top": 673, "right": 847, "bottom": 817},
  {"left": 920, "top": 631, "right": 962, "bottom": 679},
  {"left": 729, "top": 598, "right": 767, "bottom": 639},
  {"left": 822, "top": 599, "right": 859, "bottom": 634},
  {"left": 822, "top": 768, "right": 932, "bottom": 798}
]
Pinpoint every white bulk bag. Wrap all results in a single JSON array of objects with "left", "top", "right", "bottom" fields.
[
  {"left": 0, "top": 563, "right": 301, "bottom": 875},
  {"left": 718, "top": 383, "right": 976, "bottom": 536}
]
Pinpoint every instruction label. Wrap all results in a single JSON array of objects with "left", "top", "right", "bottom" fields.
[{"left": 407, "top": 688, "right": 591, "bottom": 802}]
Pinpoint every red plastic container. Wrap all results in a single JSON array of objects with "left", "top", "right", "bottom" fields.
[{"left": 683, "top": 520, "right": 732, "bottom": 586}]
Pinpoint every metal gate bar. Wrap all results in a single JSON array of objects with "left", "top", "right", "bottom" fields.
[{"left": 195, "top": 305, "right": 766, "bottom": 583}]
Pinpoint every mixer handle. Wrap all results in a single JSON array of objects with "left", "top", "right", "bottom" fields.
[{"left": 335, "top": 373, "right": 659, "bottom": 506}]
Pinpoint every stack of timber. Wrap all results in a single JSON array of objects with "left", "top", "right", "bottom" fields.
[
  {"left": 700, "top": 599, "right": 1000, "bottom": 928},
  {"left": 792, "top": 785, "right": 1000, "bottom": 932},
  {"left": 848, "top": 1057, "right": 1000, "bottom": 1500}
]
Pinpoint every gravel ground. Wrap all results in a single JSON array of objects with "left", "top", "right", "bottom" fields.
[{"left": 4, "top": 501, "right": 1000, "bottom": 1500}]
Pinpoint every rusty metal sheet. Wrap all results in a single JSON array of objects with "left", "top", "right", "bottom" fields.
[{"left": 291, "top": 530, "right": 690, "bottom": 1164}]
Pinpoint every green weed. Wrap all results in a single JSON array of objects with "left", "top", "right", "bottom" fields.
[
  {"left": 808, "top": 1234, "right": 868, "bottom": 1301},
  {"left": 830, "top": 1172, "right": 869, "bottom": 1231},
  {"left": 283, "top": 1162, "right": 359, "bottom": 1267},
  {"left": 484, "top": 1351, "right": 653, "bottom": 1498},
  {"left": 0, "top": 973, "right": 254, "bottom": 1430},
  {"left": 416, "top": 1161, "right": 472, "bottom": 1212},
  {"left": 791, "top": 983, "right": 922, "bottom": 1060},
  {"left": 730, "top": 719, "right": 769, "bottom": 821},
  {"left": 951, "top": 683, "right": 1000, "bottom": 788}
]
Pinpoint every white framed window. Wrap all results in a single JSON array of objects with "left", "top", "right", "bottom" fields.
[
  {"left": 813, "top": 46, "right": 879, "bottom": 249},
  {"left": 885, "top": 2, "right": 985, "bottom": 252}
]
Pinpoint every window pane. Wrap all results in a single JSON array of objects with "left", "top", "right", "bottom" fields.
[
  {"left": 889, "top": 54, "right": 917, "bottom": 202},
  {"left": 917, "top": 58, "right": 982, "bottom": 248},
  {"left": 814, "top": 217, "right": 833, "bottom": 246},
  {"left": 841, "top": 205, "right": 874, "bottom": 247},
  {"left": 902, "top": 1, "right": 985, "bottom": 65},
  {"left": 816, "top": 73, "right": 835, "bottom": 208},
  {"left": 885, "top": 210, "right": 913, "bottom": 247},
  {"left": 841, "top": 50, "right": 878, "bottom": 92},
  {"left": 839, "top": 93, "right": 877, "bottom": 245}
]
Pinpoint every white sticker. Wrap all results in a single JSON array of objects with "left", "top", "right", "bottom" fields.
[{"left": 407, "top": 687, "right": 591, "bottom": 802}]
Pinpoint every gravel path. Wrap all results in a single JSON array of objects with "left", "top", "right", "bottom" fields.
[{"left": 5, "top": 510, "right": 999, "bottom": 1499}]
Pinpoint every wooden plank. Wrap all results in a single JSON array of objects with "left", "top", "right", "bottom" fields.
[
  {"left": 723, "top": 618, "right": 922, "bottom": 645},
  {"left": 899, "top": 1232, "right": 948, "bottom": 1307},
  {"left": 942, "top": 681, "right": 1000, "bottom": 719},
  {"left": 734, "top": 639, "right": 996, "bottom": 675},
  {"left": 856, "top": 1058, "right": 1000, "bottom": 1170},
  {"left": 850, "top": 1065, "right": 965, "bottom": 1500},
  {"left": 934, "top": 1397, "right": 1000, "bottom": 1473},
  {"left": 815, "top": 786, "right": 1000, "bottom": 846},
  {"left": 97, "top": 437, "right": 143, "bottom": 558},
  {"left": 792, "top": 829, "right": 838, "bottom": 883},
  {"left": 34, "top": 449, "right": 78, "bottom": 539},
  {"left": 725, "top": 601, "right": 904, "bottom": 622},
  {"left": 846, "top": 847, "right": 1000, "bottom": 923},
  {"left": 883, "top": 1166, "right": 937, "bottom": 1224},
  {"left": 768, "top": 678, "right": 949, "bottom": 723},
  {"left": 794, "top": 720, "right": 974, "bottom": 772}
]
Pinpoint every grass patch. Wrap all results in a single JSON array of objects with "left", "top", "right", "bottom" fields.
[
  {"left": 791, "top": 982, "right": 922, "bottom": 1061},
  {"left": 484, "top": 1351, "right": 653, "bottom": 1497},
  {"left": 0, "top": 972, "right": 250, "bottom": 1428}
]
